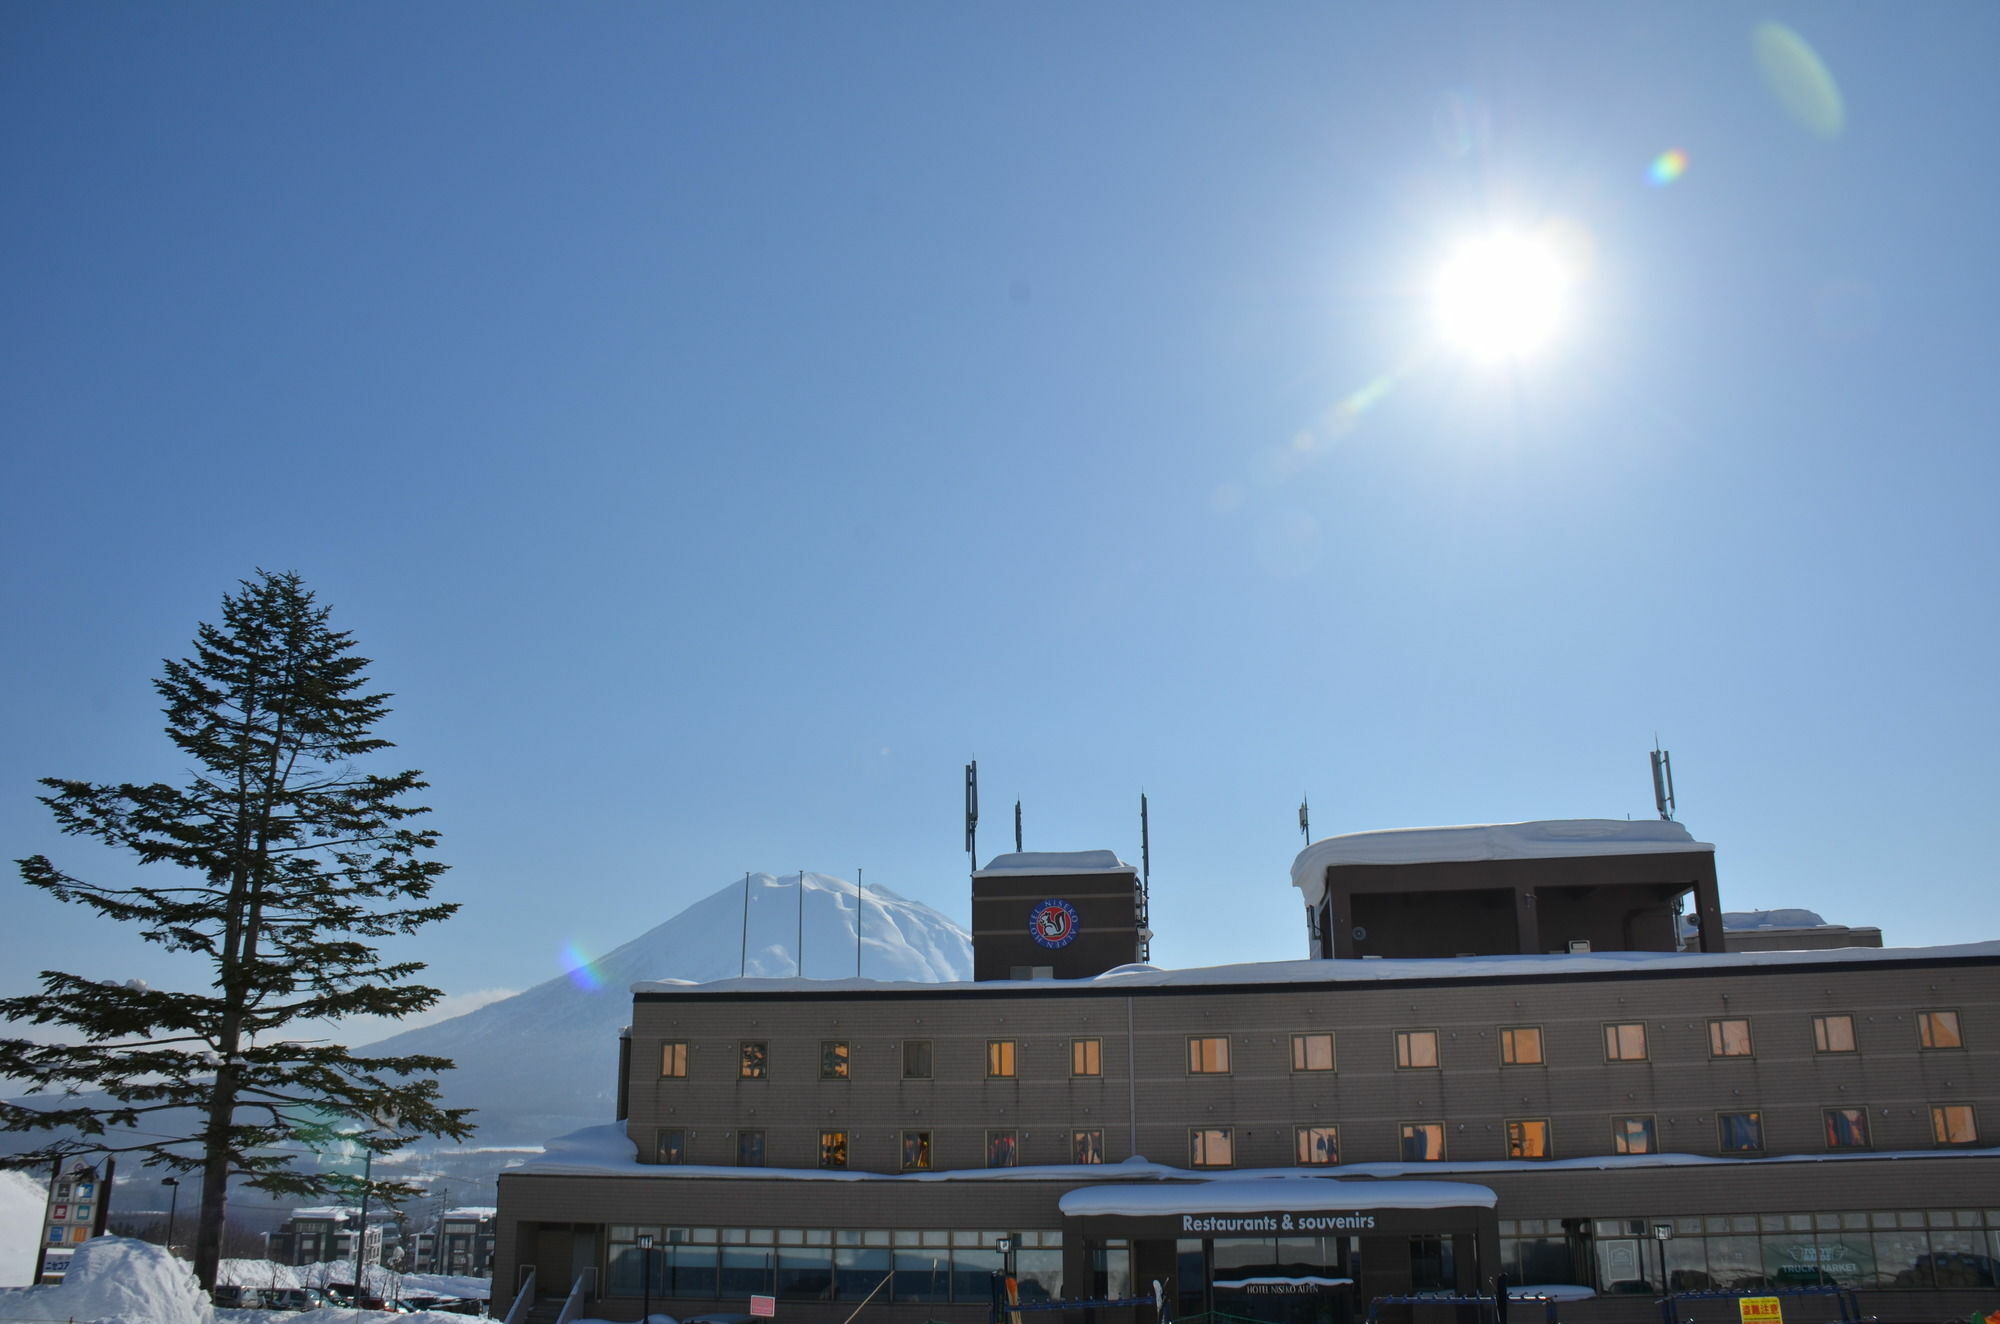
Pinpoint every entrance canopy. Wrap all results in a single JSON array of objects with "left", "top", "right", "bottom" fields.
[{"left": 1060, "top": 1178, "right": 1497, "bottom": 1240}]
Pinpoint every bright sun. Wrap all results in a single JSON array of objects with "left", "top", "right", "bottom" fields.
[{"left": 1432, "top": 232, "right": 1571, "bottom": 361}]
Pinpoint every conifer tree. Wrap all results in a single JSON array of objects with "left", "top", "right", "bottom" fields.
[{"left": 0, "top": 571, "right": 472, "bottom": 1291}]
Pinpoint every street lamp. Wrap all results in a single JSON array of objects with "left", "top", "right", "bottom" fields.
[
  {"left": 636, "top": 1234, "right": 655, "bottom": 1324},
  {"left": 161, "top": 1178, "right": 180, "bottom": 1257}
]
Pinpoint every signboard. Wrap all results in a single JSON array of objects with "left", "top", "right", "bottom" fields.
[
  {"left": 1739, "top": 1297, "right": 1783, "bottom": 1324},
  {"left": 749, "top": 1295, "right": 776, "bottom": 1318}
]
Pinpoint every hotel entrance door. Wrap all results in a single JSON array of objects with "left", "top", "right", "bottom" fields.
[{"left": 1196, "top": 1234, "right": 1356, "bottom": 1324}]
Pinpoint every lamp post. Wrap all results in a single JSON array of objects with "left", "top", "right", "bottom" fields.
[
  {"left": 636, "top": 1234, "right": 655, "bottom": 1324},
  {"left": 162, "top": 1178, "right": 180, "bottom": 1257}
]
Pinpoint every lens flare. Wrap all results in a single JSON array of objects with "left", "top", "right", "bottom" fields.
[
  {"left": 562, "top": 942, "right": 605, "bottom": 991},
  {"left": 1648, "top": 148, "right": 1689, "bottom": 186},
  {"left": 1753, "top": 22, "right": 1845, "bottom": 139}
]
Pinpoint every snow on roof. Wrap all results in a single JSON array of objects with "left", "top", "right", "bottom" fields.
[
  {"left": 975, "top": 850, "right": 1133, "bottom": 877},
  {"left": 1291, "top": 819, "right": 1715, "bottom": 904},
  {"left": 1059, "top": 1178, "right": 1498, "bottom": 1217}
]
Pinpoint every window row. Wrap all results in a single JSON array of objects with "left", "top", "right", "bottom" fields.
[
  {"left": 657, "top": 1010, "right": 1967, "bottom": 1080},
  {"left": 1502, "top": 1219, "right": 2000, "bottom": 1293},
  {"left": 605, "top": 1233, "right": 1064, "bottom": 1304},
  {"left": 653, "top": 1104, "right": 1979, "bottom": 1171}
]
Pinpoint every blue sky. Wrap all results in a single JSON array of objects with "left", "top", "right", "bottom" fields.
[{"left": 4, "top": 3, "right": 1996, "bottom": 1018}]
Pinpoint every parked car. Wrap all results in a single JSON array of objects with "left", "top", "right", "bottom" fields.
[{"left": 264, "top": 1287, "right": 331, "bottom": 1311}]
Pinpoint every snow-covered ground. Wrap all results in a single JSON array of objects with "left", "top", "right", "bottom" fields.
[{"left": 0, "top": 1170, "right": 42, "bottom": 1287}]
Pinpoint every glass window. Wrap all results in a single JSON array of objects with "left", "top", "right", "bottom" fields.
[
  {"left": 736, "top": 1130, "right": 764, "bottom": 1166},
  {"left": 1506, "top": 1118, "right": 1550, "bottom": 1159},
  {"left": 821, "top": 1041, "right": 850, "bottom": 1079},
  {"left": 833, "top": 1246, "right": 889, "bottom": 1299},
  {"left": 1824, "top": 1107, "right": 1870, "bottom": 1149},
  {"left": 900, "top": 1130, "right": 932, "bottom": 1170},
  {"left": 657, "top": 1128, "right": 686, "bottom": 1164},
  {"left": 1500, "top": 1026, "right": 1543, "bottom": 1065},
  {"left": 892, "top": 1248, "right": 951, "bottom": 1303},
  {"left": 1296, "top": 1125, "right": 1338, "bottom": 1165},
  {"left": 661, "top": 1042, "right": 688, "bottom": 1077},
  {"left": 1188, "top": 1036, "right": 1231, "bottom": 1073},
  {"left": 1718, "top": 1111, "right": 1763, "bottom": 1152},
  {"left": 902, "top": 1039, "right": 932, "bottom": 1079},
  {"left": 1604, "top": 1022, "right": 1648, "bottom": 1061},
  {"left": 819, "top": 1130, "right": 848, "bottom": 1169},
  {"left": 1071, "top": 1038, "right": 1102, "bottom": 1076},
  {"left": 777, "top": 1247, "right": 833, "bottom": 1300},
  {"left": 1396, "top": 1029, "right": 1439, "bottom": 1069},
  {"left": 986, "top": 1130, "right": 1018, "bottom": 1167},
  {"left": 1291, "top": 1033, "right": 1335, "bottom": 1072},
  {"left": 739, "top": 1041, "right": 767, "bottom": 1078},
  {"left": 1072, "top": 1129, "right": 1104, "bottom": 1164},
  {"left": 986, "top": 1040, "right": 1017, "bottom": 1077},
  {"left": 1400, "top": 1122, "right": 1444, "bottom": 1161},
  {"left": 1814, "top": 1014, "right": 1857, "bottom": 1053},
  {"left": 1190, "top": 1127, "right": 1234, "bottom": 1168},
  {"left": 1919, "top": 1010, "right": 1963, "bottom": 1049},
  {"left": 1613, "top": 1115, "right": 1657, "bottom": 1154},
  {"left": 1932, "top": 1104, "right": 1978, "bottom": 1145},
  {"left": 951, "top": 1247, "right": 1003, "bottom": 1303},
  {"left": 1709, "top": 1019, "right": 1753, "bottom": 1057},
  {"left": 1015, "top": 1247, "right": 1064, "bottom": 1302}
]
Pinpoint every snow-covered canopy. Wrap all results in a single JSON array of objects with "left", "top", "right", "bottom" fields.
[
  {"left": 976, "top": 850, "right": 1132, "bottom": 877},
  {"left": 1291, "top": 819, "right": 1715, "bottom": 906},
  {"left": 1059, "top": 1178, "right": 1498, "bottom": 1217}
]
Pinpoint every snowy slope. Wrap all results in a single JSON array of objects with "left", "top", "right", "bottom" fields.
[
  {"left": 0, "top": 1170, "right": 41, "bottom": 1287},
  {"left": 364, "top": 874, "right": 969, "bottom": 1143}
]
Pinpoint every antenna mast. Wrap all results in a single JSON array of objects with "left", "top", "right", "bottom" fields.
[
  {"left": 739, "top": 871, "right": 750, "bottom": 976},
  {"left": 855, "top": 868, "right": 863, "bottom": 979},
  {"left": 1650, "top": 741, "right": 1677, "bottom": 821},
  {"left": 964, "top": 760, "right": 979, "bottom": 873},
  {"left": 1299, "top": 794, "right": 1311, "bottom": 841},
  {"left": 1136, "top": 791, "right": 1152, "bottom": 962},
  {"left": 797, "top": 869, "right": 805, "bottom": 978},
  {"left": 1014, "top": 800, "right": 1023, "bottom": 852}
]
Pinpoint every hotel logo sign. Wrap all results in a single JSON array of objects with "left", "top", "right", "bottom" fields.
[{"left": 1029, "top": 899, "right": 1080, "bottom": 949}]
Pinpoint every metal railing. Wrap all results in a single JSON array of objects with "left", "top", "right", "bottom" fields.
[
  {"left": 500, "top": 1269, "right": 535, "bottom": 1324},
  {"left": 1660, "top": 1286, "right": 1864, "bottom": 1324},
  {"left": 553, "top": 1267, "right": 597, "bottom": 1324}
]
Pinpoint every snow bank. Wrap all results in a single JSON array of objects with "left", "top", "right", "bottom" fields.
[
  {"left": 1291, "top": 820, "right": 1713, "bottom": 903},
  {"left": 0, "top": 1170, "right": 43, "bottom": 1288},
  {"left": 0, "top": 1237, "right": 212, "bottom": 1324}
]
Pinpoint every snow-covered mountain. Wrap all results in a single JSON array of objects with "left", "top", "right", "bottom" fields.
[{"left": 365, "top": 873, "right": 970, "bottom": 1144}]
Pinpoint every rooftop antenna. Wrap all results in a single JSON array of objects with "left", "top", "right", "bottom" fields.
[
  {"left": 964, "top": 759, "right": 979, "bottom": 873},
  {"left": 1137, "top": 791, "right": 1152, "bottom": 962},
  {"left": 739, "top": 871, "right": 750, "bottom": 976},
  {"left": 855, "top": 868, "right": 863, "bottom": 979},
  {"left": 797, "top": 869, "right": 805, "bottom": 977},
  {"left": 1299, "top": 794, "right": 1311, "bottom": 841},
  {"left": 1650, "top": 740, "right": 1677, "bottom": 821},
  {"left": 1014, "top": 800, "right": 1023, "bottom": 853}
]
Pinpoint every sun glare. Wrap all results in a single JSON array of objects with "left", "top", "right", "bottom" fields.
[{"left": 1432, "top": 232, "right": 1571, "bottom": 361}]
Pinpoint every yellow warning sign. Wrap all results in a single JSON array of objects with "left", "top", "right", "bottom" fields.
[{"left": 1739, "top": 1297, "right": 1783, "bottom": 1324}]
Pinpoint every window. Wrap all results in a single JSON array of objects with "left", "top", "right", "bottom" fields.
[
  {"left": 1612, "top": 1115, "right": 1657, "bottom": 1154},
  {"left": 902, "top": 1039, "right": 932, "bottom": 1079},
  {"left": 660, "top": 1041, "right": 688, "bottom": 1077},
  {"left": 1295, "top": 1125, "right": 1338, "bottom": 1166},
  {"left": 1505, "top": 1119, "right": 1550, "bottom": 1159},
  {"left": 986, "top": 1040, "right": 1017, "bottom": 1077},
  {"left": 657, "top": 1128, "right": 686, "bottom": 1164},
  {"left": 1291, "top": 1033, "right": 1335, "bottom": 1072},
  {"left": 1718, "top": 1111, "right": 1763, "bottom": 1153},
  {"left": 736, "top": 1130, "right": 764, "bottom": 1166},
  {"left": 1400, "top": 1122, "right": 1444, "bottom": 1161},
  {"left": 986, "top": 1130, "right": 1018, "bottom": 1167},
  {"left": 1395, "top": 1029, "right": 1439, "bottom": 1069},
  {"left": 901, "top": 1131, "right": 932, "bottom": 1170},
  {"left": 1187, "top": 1036, "right": 1231, "bottom": 1073},
  {"left": 1071, "top": 1038, "right": 1102, "bottom": 1076},
  {"left": 739, "top": 1041, "right": 767, "bottom": 1078},
  {"left": 819, "top": 1130, "right": 848, "bottom": 1169},
  {"left": 1708, "top": 1019, "right": 1753, "bottom": 1057},
  {"left": 1824, "top": 1107, "right": 1870, "bottom": 1149},
  {"left": 1604, "top": 1022, "right": 1648, "bottom": 1061},
  {"left": 1073, "top": 1129, "right": 1105, "bottom": 1164},
  {"left": 1931, "top": 1104, "right": 1978, "bottom": 1145},
  {"left": 1190, "top": 1127, "right": 1234, "bottom": 1168},
  {"left": 1814, "top": 1014, "right": 1857, "bottom": 1053},
  {"left": 1918, "top": 1010, "right": 1963, "bottom": 1049},
  {"left": 821, "top": 1041, "right": 850, "bottom": 1079},
  {"left": 1500, "top": 1026, "right": 1543, "bottom": 1066}
]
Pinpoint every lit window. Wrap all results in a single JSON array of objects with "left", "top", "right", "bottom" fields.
[
  {"left": 736, "top": 1130, "right": 764, "bottom": 1167},
  {"left": 819, "top": 1130, "right": 848, "bottom": 1169},
  {"left": 1190, "top": 1128, "right": 1234, "bottom": 1168},
  {"left": 986, "top": 1130, "right": 1018, "bottom": 1167},
  {"left": 1918, "top": 1010, "right": 1963, "bottom": 1049},
  {"left": 1395, "top": 1030, "right": 1439, "bottom": 1069},
  {"left": 657, "top": 1129, "right": 686, "bottom": 1164},
  {"left": 660, "top": 1042, "right": 688, "bottom": 1077},
  {"left": 1500, "top": 1026, "right": 1543, "bottom": 1065},
  {"left": 1291, "top": 1033, "right": 1335, "bottom": 1072},
  {"left": 821, "top": 1041, "right": 850, "bottom": 1079},
  {"left": 1187, "top": 1036, "right": 1231, "bottom": 1073},
  {"left": 1604, "top": 1023, "right": 1648, "bottom": 1061},
  {"left": 1824, "top": 1107, "right": 1870, "bottom": 1149},
  {"left": 1813, "top": 1015, "right": 1856, "bottom": 1053},
  {"left": 901, "top": 1131, "right": 932, "bottom": 1170},
  {"left": 1073, "top": 1129, "right": 1104, "bottom": 1164},
  {"left": 739, "top": 1041, "right": 767, "bottom": 1078},
  {"left": 1931, "top": 1104, "right": 1977, "bottom": 1145},
  {"left": 1718, "top": 1111, "right": 1763, "bottom": 1153},
  {"left": 1708, "top": 1019, "right": 1752, "bottom": 1057},
  {"left": 1613, "top": 1116, "right": 1657, "bottom": 1154},
  {"left": 986, "top": 1040, "right": 1017, "bottom": 1078},
  {"left": 1295, "top": 1126, "right": 1338, "bottom": 1166},
  {"left": 1400, "top": 1122, "right": 1444, "bottom": 1161},
  {"left": 1506, "top": 1119, "right": 1550, "bottom": 1159},
  {"left": 902, "top": 1040, "right": 932, "bottom": 1079},
  {"left": 1071, "top": 1038, "right": 1102, "bottom": 1076}
]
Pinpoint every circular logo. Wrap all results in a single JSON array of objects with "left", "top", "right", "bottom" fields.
[{"left": 1028, "top": 898, "right": 1080, "bottom": 949}]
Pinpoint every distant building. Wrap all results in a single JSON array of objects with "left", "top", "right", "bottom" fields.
[
  {"left": 268, "top": 1206, "right": 407, "bottom": 1269},
  {"left": 413, "top": 1207, "right": 497, "bottom": 1276}
]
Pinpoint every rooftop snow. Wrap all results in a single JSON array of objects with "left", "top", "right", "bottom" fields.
[
  {"left": 1291, "top": 819, "right": 1715, "bottom": 904},
  {"left": 975, "top": 850, "right": 1132, "bottom": 877},
  {"left": 1059, "top": 1178, "right": 1498, "bottom": 1217}
]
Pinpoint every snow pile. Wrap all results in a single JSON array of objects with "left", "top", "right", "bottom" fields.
[
  {"left": 216, "top": 1258, "right": 306, "bottom": 1288},
  {"left": 0, "top": 1236, "right": 212, "bottom": 1324},
  {"left": 288, "top": 1311, "right": 473, "bottom": 1324},
  {"left": 0, "top": 1169, "right": 43, "bottom": 1287}
]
